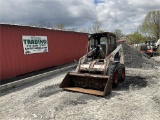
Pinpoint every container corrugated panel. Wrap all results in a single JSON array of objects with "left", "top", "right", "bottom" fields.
[{"left": 0, "top": 24, "right": 88, "bottom": 81}]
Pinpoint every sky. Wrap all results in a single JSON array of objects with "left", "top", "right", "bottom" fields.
[{"left": 0, "top": 0, "right": 159, "bottom": 34}]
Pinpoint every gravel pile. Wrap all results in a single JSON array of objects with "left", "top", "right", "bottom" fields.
[{"left": 121, "top": 43, "right": 157, "bottom": 68}]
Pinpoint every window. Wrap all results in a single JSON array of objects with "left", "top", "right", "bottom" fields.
[
  {"left": 110, "top": 36, "right": 115, "bottom": 45},
  {"left": 90, "top": 38, "right": 97, "bottom": 49},
  {"left": 100, "top": 37, "right": 107, "bottom": 45}
]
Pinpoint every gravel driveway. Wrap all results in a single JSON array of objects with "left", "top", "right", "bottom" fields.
[{"left": 0, "top": 57, "right": 160, "bottom": 120}]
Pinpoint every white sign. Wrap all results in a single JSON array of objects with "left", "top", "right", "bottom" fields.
[{"left": 22, "top": 36, "right": 48, "bottom": 54}]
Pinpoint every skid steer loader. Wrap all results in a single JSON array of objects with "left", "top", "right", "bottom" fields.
[{"left": 59, "top": 32, "right": 125, "bottom": 96}]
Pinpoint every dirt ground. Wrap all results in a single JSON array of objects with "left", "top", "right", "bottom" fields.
[{"left": 0, "top": 56, "right": 160, "bottom": 120}]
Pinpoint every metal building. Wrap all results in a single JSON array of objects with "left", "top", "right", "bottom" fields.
[{"left": 0, "top": 24, "right": 88, "bottom": 81}]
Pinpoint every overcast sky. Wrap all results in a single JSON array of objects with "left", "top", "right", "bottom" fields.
[{"left": 0, "top": 0, "right": 159, "bottom": 34}]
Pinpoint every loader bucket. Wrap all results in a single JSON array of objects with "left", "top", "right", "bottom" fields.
[{"left": 59, "top": 72, "right": 112, "bottom": 96}]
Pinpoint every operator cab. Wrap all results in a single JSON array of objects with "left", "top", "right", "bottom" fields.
[{"left": 87, "top": 32, "right": 117, "bottom": 61}]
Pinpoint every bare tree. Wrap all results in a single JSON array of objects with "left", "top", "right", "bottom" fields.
[
  {"left": 56, "top": 23, "right": 65, "bottom": 30},
  {"left": 79, "top": 28, "right": 89, "bottom": 33},
  {"left": 89, "top": 20, "right": 103, "bottom": 33},
  {"left": 38, "top": 21, "right": 52, "bottom": 28},
  {"left": 114, "top": 29, "right": 124, "bottom": 40},
  {"left": 139, "top": 10, "right": 160, "bottom": 40}
]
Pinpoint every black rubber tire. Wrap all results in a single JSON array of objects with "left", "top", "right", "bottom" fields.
[
  {"left": 107, "top": 65, "right": 119, "bottom": 88},
  {"left": 117, "top": 63, "right": 125, "bottom": 82}
]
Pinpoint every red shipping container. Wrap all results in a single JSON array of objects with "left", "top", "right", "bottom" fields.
[{"left": 0, "top": 24, "right": 88, "bottom": 81}]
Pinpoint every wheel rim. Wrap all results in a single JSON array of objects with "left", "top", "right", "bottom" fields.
[
  {"left": 122, "top": 68, "right": 125, "bottom": 79},
  {"left": 114, "top": 71, "right": 118, "bottom": 83}
]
